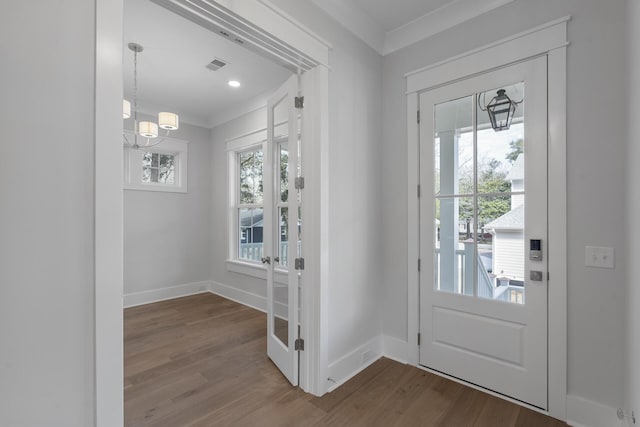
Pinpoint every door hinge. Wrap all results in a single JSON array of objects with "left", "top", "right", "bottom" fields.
[
  {"left": 295, "top": 338, "right": 304, "bottom": 351},
  {"left": 548, "top": 272, "right": 550, "bottom": 281},
  {"left": 295, "top": 177, "right": 305, "bottom": 190},
  {"left": 295, "top": 258, "right": 305, "bottom": 270},
  {"left": 418, "top": 333, "right": 421, "bottom": 346},
  {"left": 295, "top": 96, "right": 304, "bottom": 109},
  {"left": 418, "top": 258, "right": 421, "bottom": 272},
  {"left": 417, "top": 110, "right": 420, "bottom": 124},
  {"left": 417, "top": 184, "right": 421, "bottom": 198}
]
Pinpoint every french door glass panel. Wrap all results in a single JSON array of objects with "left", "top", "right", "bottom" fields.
[{"left": 266, "top": 74, "right": 299, "bottom": 386}]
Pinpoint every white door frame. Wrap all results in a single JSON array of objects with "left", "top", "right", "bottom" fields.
[
  {"left": 95, "top": 1, "right": 330, "bottom": 425},
  {"left": 406, "top": 17, "right": 569, "bottom": 420}
]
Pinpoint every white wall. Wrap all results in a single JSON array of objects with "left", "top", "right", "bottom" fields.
[
  {"left": 381, "top": 0, "right": 627, "bottom": 413},
  {"left": 210, "top": 108, "right": 272, "bottom": 298},
  {"left": 626, "top": 0, "right": 640, "bottom": 418},
  {"left": 0, "top": 2, "right": 97, "bottom": 426},
  {"left": 124, "top": 119, "right": 212, "bottom": 295},
  {"left": 268, "top": 0, "right": 384, "bottom": 367}
]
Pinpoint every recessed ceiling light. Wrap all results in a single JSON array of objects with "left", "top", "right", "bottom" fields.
[{"left": 228, "top": 80, "right": 241, "bottom": 88}]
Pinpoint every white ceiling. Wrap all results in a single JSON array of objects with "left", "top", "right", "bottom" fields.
[
  {"left": 124, "top": 0, "right": 292, "bottom": 128},
  {"left": 311, "top": 0, "right": 515, "bottom": 55}
]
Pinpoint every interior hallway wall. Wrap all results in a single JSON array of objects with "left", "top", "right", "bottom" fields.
[
  {"left": 0, "top": 2, "right": 97, "bottom": 426},
  {"left": 381, "top": 0, "right": 627, "bottom": 413}
]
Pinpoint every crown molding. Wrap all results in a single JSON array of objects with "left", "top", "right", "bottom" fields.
[
  {"left": 311, "top": 0, "right": 385, "bottom": 54},
  {"left": 384, "top": 0, "right": 515, "bottom": 55},
  {"left": 312, "top": 0, "right": 515, "bottom": 56}
]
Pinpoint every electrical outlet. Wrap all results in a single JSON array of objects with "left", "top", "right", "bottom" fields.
[{"left": 585, "top": 246, "right": 615, "bottom": 269}]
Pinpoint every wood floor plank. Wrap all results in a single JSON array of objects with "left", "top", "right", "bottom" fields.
[{"left": 124, "top": 293, "right": 568, "bottom": 427}]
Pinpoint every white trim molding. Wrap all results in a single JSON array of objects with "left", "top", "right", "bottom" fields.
[
  {"left": 566, "top": 395, "right": 627, "bottom": 427},
  {"left": 209, "top": 280, "right": 267, "bottom": 313},
  {"left": 123, "top": 281, "right": 211, "bottom": 308},
  {"left": 326, "top": 336, "right": 383, "bottom": 392},
  {"left": 406, "top": 16, "right": 570, "bottom": 93},
  {"left": 95, "top": 0, "right": 124, "bottom": 425},
  {"left": 312, "top": 0, "right": 515, "bottom": 56},
  {"left": 384, "top": 0, "right": 515, "bottom": 55},
  {"left": 406, "top": 17, "right": 568, "bottom": 421},
  {"left": 382, "top": 335, "right": 409, "bottom": 364}
]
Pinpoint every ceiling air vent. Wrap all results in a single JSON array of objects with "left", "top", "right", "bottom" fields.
[{"left": 206, "top": 58, "right": 228, "bottom": 71}]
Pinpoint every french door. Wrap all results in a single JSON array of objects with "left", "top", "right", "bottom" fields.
[
  {"left": 264, "top": 74, "right": 302, "bottom": 386},
  {"left": 419, "top": 56, "right": 548, "bottom": 408}
]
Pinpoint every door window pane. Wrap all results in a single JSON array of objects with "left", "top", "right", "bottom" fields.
[
  {"left": 478, "top": 195, "right": 525, "bottom": 304},
  {"left": 278, "top": 207, "right": 288, "bottom": 267},
  {"left": 280, "top": 145, "right": 289, "bottom": 203},
  {"left": 435, "top": 197, "right": 474, "bottom": 296},
  {"left": 477, "top": 82, "right": 524, "bottom": 195},
  {"left": 434, "top": 96, "right": 474, "bottom": 196}
]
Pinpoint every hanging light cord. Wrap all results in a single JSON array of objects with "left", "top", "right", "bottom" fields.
[{"left": 123, "top": 45, "right": 172, "bottom": 149}]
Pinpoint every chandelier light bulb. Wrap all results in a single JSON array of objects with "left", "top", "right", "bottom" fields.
[
  {"left": 158, "top": 112, "right": 179, "bottom": 130},
  {"left": 123, "top": 99, "right": 131, "bottom": 119},
  {"left": 138, "top": 121, "right": 158, "bottom": 138}
]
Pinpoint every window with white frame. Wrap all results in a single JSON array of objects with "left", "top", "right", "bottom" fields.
[
  {"left": 124, "top": 137, "right": 188, "bottom": 193},
  {"left": 226, "top": 126, "right": 290, "bottom": 274}
]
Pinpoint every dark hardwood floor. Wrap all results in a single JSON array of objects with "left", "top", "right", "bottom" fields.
[{"left": 124, "top": 293, "right": 567, "bottom": 427}]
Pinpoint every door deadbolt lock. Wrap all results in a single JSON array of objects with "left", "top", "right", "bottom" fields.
[
  {"left": 261, "top": 256, "right": 271, "bottom": 265},
  {"left": 530, "top": 270, "right": 543, "bottom": 281}
]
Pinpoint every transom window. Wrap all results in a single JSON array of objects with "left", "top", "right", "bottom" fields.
[
  {"left": 142, "top": 152, "right": 175, "bottom": 184},
  {"left": 123, "top": 137, "right": 188, "bottom": 193}
]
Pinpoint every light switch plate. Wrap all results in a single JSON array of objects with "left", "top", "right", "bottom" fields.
[{"left": 585, "top": 246, "right": 615, "bottom": 269}]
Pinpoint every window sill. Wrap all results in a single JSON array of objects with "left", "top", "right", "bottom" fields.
[
  {"left": 226, "top": 259, "right": 288, "bottom": 283},
  {"left": 124, "top": 184, "right": 187, "bottom": 193},
  {"left": 226, "top": 259, "right": 267, "bottom": 279}
]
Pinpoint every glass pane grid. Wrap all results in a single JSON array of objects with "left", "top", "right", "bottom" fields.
[
  {"left": 433, "top": 82, "right": 525, "bottom": 305},
  {"left": 142, "top": 152, "right": 175, "bottom": 184}
]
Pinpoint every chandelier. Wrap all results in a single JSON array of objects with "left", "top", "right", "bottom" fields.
[{"left": 123, "top": 42, "right": 179, "bottom": 148}]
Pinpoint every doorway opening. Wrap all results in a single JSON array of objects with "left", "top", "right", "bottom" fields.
[{"left": 95, "top": 0, "right": 330, "bottom": 424}]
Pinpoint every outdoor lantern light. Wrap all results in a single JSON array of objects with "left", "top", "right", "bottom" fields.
[{"left": 479, "top": 89, "right": 522, "bottom": 132}]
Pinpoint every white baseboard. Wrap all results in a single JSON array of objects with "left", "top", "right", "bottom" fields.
[
  {"left": 326, "top": 335, "right": 383, "bottom": 392},
  {"left": 383, "top": 335, "right": 408, "bottom": 364},
  {"left": 566, "top": 395, "right": 626, "bottom": 427},
  {"left": 209, "top": 280, "right": 267, "bottom": 313},
  {"left": 123, "top": 280, "right": 211, "bottom": 308}
]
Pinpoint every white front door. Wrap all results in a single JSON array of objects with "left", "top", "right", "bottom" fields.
[
  {"left": 265, "top": 74, "right": 301, "bottom": 385},
  {"left": 419, "top": 56, "right": 548, "bottom": 408}
]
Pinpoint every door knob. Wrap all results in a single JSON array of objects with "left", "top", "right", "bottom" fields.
[{"left": 261, "top": 256, "right": 271, "bottom": 265}]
